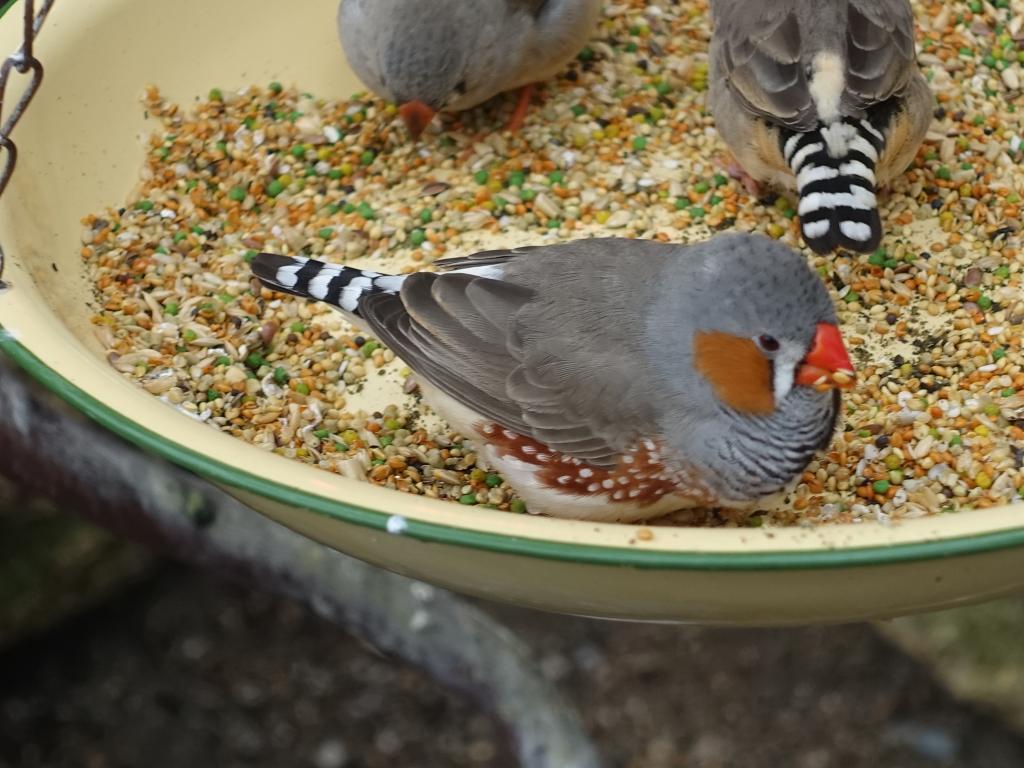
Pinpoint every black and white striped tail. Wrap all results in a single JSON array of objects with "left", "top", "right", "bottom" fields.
[
  {"left": 782, "top": 118, "right": 885, "bottom": 254},
  {"left": 251, "top": 253, "right": 406, "bottom": 315}
]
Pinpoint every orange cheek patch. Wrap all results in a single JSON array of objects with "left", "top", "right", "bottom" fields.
[
  {"left": 477, "top": 424, "right": 715, "bottom": 507},
  {"left": 693, "top": 331, "right": 775, "bottom": 415}
]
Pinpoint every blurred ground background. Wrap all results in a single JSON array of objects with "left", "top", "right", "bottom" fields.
[{"left": 3, "top": 473, "right": 1024, "bottom": 768}]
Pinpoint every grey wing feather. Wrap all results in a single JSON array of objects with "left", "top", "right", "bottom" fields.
[
  {"left": 843, "top": 0, "right": 919, "bottom": 111},
  {"left": 358, "top": 258, "right": 650, "bottom": 467},
  {"left": 360, "top": 291, "right": 530, "bottom": 430},
  {"left": 432, "top": 245, "right": 540, "bottom": 271},
  {"left": 712, "top": 0, "right": 920, "bottom": 127},
  {"left": 710, "top": 0, "right": 814, "bottom": 129}
]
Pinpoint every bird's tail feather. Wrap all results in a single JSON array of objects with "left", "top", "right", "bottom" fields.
[
  {"left": 782, "top": 118, "right": 885, "bottom": 254},
  {"left": 251, "top": 253, "right": 406, "bottom": 315}
]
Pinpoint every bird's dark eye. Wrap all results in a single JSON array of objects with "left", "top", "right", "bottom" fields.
[
  {"left": 454, "top": 79, "right": 468, "bottom": 95},
  {"left": 756, "top": 334, "right": 780, "bottom": 353}
]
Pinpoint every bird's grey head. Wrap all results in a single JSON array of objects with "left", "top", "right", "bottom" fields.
[
  {"left": 339, "top": 0, "right": 495, "bottom": 138},
  {"left": 650, "top": 233, "right": 851, "bottom": 418}
]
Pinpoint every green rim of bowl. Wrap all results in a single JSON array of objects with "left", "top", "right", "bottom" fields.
[{"left": 4, "top": 331, "right": 1024, "bottom": 569}]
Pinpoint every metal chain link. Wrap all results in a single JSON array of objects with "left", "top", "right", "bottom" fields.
[{"left": 0, "top": 0, "right": 54, "bottom": 284}]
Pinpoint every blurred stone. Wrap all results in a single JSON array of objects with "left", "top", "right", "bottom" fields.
[
  {"left": 881, "top": 722, "right": 959, "bottom": 763},
  {"left": 313, "top": 739, "right": 349, "bottom": 768},
  {"left": 0, "top": 476, "right": 153, "bottom": 649},
  {"left": 877, "top": 600, "right": 1024, "bottom": 733}
]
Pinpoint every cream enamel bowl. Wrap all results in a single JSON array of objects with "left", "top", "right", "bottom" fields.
[{"left": 1, "top": 0, "right": 1023, "bottom": 625}]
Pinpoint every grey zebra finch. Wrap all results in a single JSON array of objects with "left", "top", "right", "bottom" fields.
[
  {"left": 251, "top": 233, "right": 855, "bottom": 522},
  {"left": 337, "top": 0, "right": 602, "bottom": 137},
  {"left": 708, "top": 0, "right": 933, "bottom": 254}
]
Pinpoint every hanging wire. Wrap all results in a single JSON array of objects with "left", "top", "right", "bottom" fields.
[{"left": 0, "top": 0, "right": 55, "bottom": 284}]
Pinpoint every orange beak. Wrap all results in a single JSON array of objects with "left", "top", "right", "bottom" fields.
[
  {"left": 398, "top": 100, "right": 436, "bottom": 140},
  {"left": 795, "top": 322, "right": 856, "bottom": 391}
]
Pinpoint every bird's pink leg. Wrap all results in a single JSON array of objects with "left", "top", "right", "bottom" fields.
[
  {"left": 725, "top": 155, "right": 761, "bottom": 197},
  {"left": 506, "top": 83, "right": 535, "bottom": 133}
]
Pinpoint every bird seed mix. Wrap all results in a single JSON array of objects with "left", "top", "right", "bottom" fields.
[{"left": 83, "top": 0, "right": 1024, "bottom": 526}]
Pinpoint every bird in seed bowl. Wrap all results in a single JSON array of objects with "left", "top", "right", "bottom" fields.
[
  {"left": 336, "top": 0, "right": 602, "bottom": 139},
  {"left": 252, "top": 233, "right": 856, "bottom": 523},
  {"left": 708, "top": 0, "right": 934, "bottom": 254}
]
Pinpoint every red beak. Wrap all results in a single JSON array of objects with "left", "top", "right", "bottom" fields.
[
  {"left": 795, "top": 322, "right": 856, "bottom": 390},
  {"left": 398, "top": 100, "right": 436, "bottom": 140}
]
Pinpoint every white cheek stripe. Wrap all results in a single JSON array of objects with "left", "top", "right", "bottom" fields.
[{"left": 773, "top": 348, "right": 802, "bottom": 403}]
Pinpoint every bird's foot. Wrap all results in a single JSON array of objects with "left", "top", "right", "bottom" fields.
[
  {"left": 725, "top": 156, "right": 761, "bottom": 197},
  {"left": 506, "top": 83, "right": 536, "bottom": 133}
]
